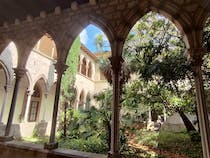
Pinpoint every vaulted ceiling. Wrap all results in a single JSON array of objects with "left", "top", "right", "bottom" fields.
[{"left": 0, "top": 0, "right": 89, "bottom": 25}]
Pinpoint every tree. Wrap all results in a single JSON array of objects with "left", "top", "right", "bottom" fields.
[
  {"left": 94, "top": 33, "right": 110, "bottom": 52},
  {"left": 123, "top": 12, "right": 198, "bottom": 133},
  {"left": 203, "top": 17, "right": 210, "bottom": 52},
  {"left": 59, "top": 37, "right": 81, "bottom": 138},
  {"left": 93, "top": 89, "right": 112, "bottom": 150},
  {"left": 94, "top": 34, "right": 104, "bottom": 52}
]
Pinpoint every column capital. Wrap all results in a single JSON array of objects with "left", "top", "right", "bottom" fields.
[
  {"left": 27, "top": 90, "right": 34, "bottom": 96},
  {"left": 54, "top": 61, "right": 68, "bottom": 75},
  {"left": 109, "top": 56, "right": 124, "bottom": 73},
  {"left": 14, "top": 68, "right": 27, "bottom": 79},
  {"left": 187, "top": 47, "right": 207, "bottom": 67},
  {"left": 4, "top": 84, "right": 12, "bottom": 92},
  {"left": 44, "top": 91, "right": 49, "bottom": 98}
]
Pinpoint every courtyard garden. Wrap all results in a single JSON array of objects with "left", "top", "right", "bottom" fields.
[{"left": 22, "top": 12, "right": 210, "bottom": 158}]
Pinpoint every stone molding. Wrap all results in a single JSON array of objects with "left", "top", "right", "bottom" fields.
[{"left": 0, "top": 0, "right": 208, "bottom": 68}]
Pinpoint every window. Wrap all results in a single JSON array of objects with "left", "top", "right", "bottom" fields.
[
  {"left": 87, "top": 62, "right": 92, "bottom": 78},
  {"left": 78, "top": 56, "right": 81, "bottom": 72},
  {"left": 28, "top": 101, "right": 39, "bottom": 122},
  {"left": 78, "top": 90, "right": 85, "bottom": 109},
  {"left": 81, "top": 58, "right": 86, "bottom": 75},
  {"left": 28, "top": 84, "right": 41, "bottom": 122}
]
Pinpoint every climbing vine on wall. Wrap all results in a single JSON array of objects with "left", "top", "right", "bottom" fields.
[
  {"left": 59, "top": 37, "right": 81, "bottom": 138},
  {"left": 61, "top": 37, "right": 81, "bottom": 100}
]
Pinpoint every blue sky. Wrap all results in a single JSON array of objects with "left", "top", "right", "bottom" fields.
[{"left": 79, "top": 24, "right": 111, "bottom": 53}]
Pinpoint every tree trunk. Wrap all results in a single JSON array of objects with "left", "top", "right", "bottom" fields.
[
  {"left": 106, "top": 120, "right": 112, "bottom": 151},
  {"left": 63, "top": 103, "right": 67, "bottom": 139},
  {"left": 195, "top": 105, "right": 200, "bottom": 133},
  {"left": 178, "top": 109, "right": 196, "bottom": 132}
]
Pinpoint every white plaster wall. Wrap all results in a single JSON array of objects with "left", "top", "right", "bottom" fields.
[
  {"left": 0, "top": 42, "right": 18, "bottom": 84},
  {"left": 26, "top": 50, "right": 56, "bottom": 89},
  {"left": 75, "top": 74, "right": 95, "bottom": 96},
  {"left": 166, "top": 113, "right": 196, "bottom": 125},
  {"left": 94, "top": 80, "right": 110, "bottom": 93},
  {"left": 39, "top": 84, "right": 55, "bottom": 123},
  {"left": 0, "top": 43, "right": 110, "bottom": 137}
]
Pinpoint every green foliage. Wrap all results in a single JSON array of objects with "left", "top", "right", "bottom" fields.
[
  {"left": 57, "top": 101, "right": 112, "bottom": 152},
  {"left": 59, "top": 37, "right": 81, "bottom": 138},
  {"left": 124, "top": 12, "right": 188, "bottom": 83},
  {"left": 157, "top": 131, "right": 203, "bottom": 158},
  {"left": 58, "top": 136, "right": 108, "bottom": 154},
  {"left": 136, "top": 129, "right": 159, "bottom": 148},
  {"left": 94, "top": 34, "right": 105, "bottom": 52},
  {"left": 122, "top": 12, "right": 198, "bottom": 133},
  {"left": 132, "top": 130, "right": 203, "bottom": 158},
  {"left": 94, "top": 33, "right": 110, "bottom": 52},
  {"left": 203, "top": 17, "right": 210, "bottom": 52},
  {"left": 61, "top": 37, "right": 80, "bottom": 100}
]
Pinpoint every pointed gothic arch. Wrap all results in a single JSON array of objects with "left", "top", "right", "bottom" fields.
[
  {"left": 81, "top": 57, "right": 87, "bottom": 76},
  {"left": 87, "top": 62, "right": 92, "bottom": 78}
]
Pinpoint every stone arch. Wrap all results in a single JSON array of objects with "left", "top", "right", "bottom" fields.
[
  {"left": 0, "top": 41, "right": 19, "bottom": 86},
  {"left": 195, "top": 8, "right": 210, "bottom": 32},
  {"left": 0, "top": 38, "right": 13, "bottom": 55},
  {"left": 87, "top": 62, "right": 92, "bottom": 78},
  {"left": 78, "top": 55, "right": 81, "bottom": 72},
  {"left": 203, "top": 16, "right": 210, "bottom": 51},
  {"left": 78, "top": 90, "right": 85, "bottom": 109},
  {"left": 0, "top": 41, "right": 18, "bottom": 69},
  {"left": 26, "top": 33, "right": 58, "bottom": 64},
  {"left": 0, "top": 60, "right": 11, "bottom": 85},
  {"left": 75, "top": 86, "right": 79, "bottom": 99},
  {"left": 117, "top": 1, "right": 194, "bottom": 53},
  {"left": 20, "top": 29, "right": 60, "bottom": 69},
  {"left": 81, "top": 57, "right": 87, "bottom": 76},
  {"left": 33, "top": 74, "right": 48, "bottom": 94},
  {"left": 25, "top": 71, "right": 33, "bottom": 92},
  {"left": 61, "top": 15, "right": 115, "bottom": 63},
  {"left": 36, "top": 34, "right": 57, "bottom": 59},
  {"left": 28, "top": 82, "right": 42, "bottom": 122},
  {"left": 85, "top": 92, "right": 91, "bottom": 110}
]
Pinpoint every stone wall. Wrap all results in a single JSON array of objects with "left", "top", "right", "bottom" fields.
[
  {"left": 0, "top": 141, "right": 106, "bottom": 158},
  {"left": 0, "top": 0, "right": 207, "bottom": 66},
  {"left": 0, "top": 122, "right": 51, "bottom": 139}
]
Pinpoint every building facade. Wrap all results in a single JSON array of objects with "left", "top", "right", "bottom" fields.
[{"left": 0, "top": 35, "right": 109, "bottom": 138}]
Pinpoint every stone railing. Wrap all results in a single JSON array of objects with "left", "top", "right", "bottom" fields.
[{"left": 0, "top": 141, "right": 107, "bottom": 158}]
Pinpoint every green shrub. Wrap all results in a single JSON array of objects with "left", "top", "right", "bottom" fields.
[{"left": 58, "top": 136, "right": 108, "bottom": 154}]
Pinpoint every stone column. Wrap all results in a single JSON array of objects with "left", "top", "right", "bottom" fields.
[
  {"left": 3, "top": 68, "right": 26, "bottom": 139},
  {"left": 163, "top": 107, "right": 167, "bottom": 122},
  {"left": 192, "top": 59, "right": 210, "bottom": 158},
  {"left": 0, "top": 85, "right": 11, "bottom": 123},
  {"left": 148, "top": 107, "right": 152, "bottom": 122},
  {"left": 86, "top": 61, "right": 89, "bottom": 76},
  {"left": 23, "top": 90, "right": 34, "bottom": 122},
  {"left": 75, "top": 90, "right": 80, "bottom": 110},
  {"left": 44, "top": 61, "right": 68, "bottom": 149},
  {"left": 41, "top": 92, "right": 48, "bottom": 121},
  {"left": 108, "top": 56, "right": 123, "bottom": 158},
  {"left": 75, "top": 99, "right": 79, "bottom": 110},
  {"left": 79, "top": 57, "right": 83, "bottom": 73}
]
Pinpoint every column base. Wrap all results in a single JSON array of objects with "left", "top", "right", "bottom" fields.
[
  {"left": 0, "top": 136, "right": 14, "bottom": 142},
  {"left": 107, "top": 151, "right": 120, "bottom": 158},
  {"left": 44, "top": 142, "right": 58, "bottom": 150}
]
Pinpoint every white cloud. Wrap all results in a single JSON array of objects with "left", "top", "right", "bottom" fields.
[{"left": 80, "top": 29, "right": 88, "bottom": 44}]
